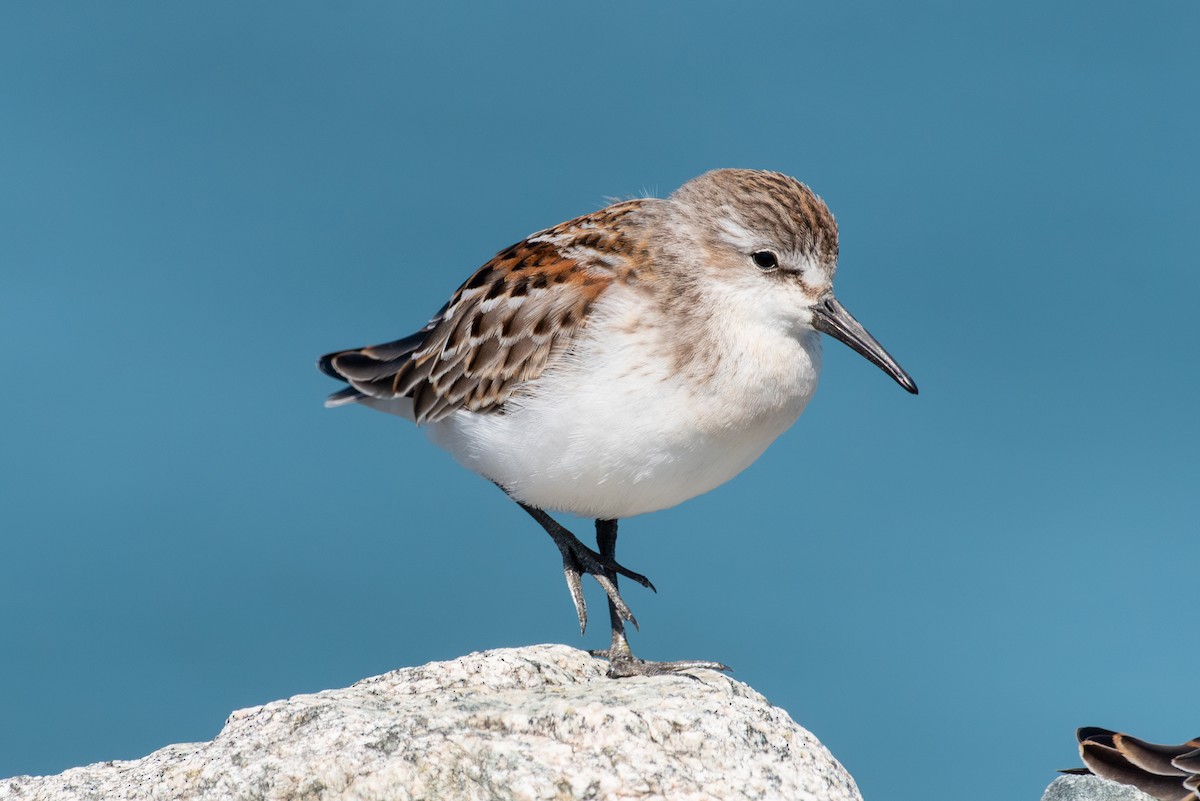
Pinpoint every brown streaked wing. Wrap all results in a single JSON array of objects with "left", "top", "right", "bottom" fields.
[
  {"left": 1080, "top": 740, "right": 1194, "bottom": 801},
  {"left": 1113, "top": 733, "right": 1195, "bottom": 777},
  {"left": 320, "top": 201, "right": 646, "bottom": 423},
  {"left": 407, "top": 241, "right": 614, "bottom": 422},
  {"left": 1075, "top": 730, "right": 1200, "bottom": 801}
]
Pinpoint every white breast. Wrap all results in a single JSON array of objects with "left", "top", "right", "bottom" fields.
[{"left": 425, "top": 286, "right": 823, "bottom": 519}]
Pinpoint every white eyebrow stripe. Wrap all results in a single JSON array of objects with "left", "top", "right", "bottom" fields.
[{"left": 714, "top": 210, "right": 762, "bottom": 252}]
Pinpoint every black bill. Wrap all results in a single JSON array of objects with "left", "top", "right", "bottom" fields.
[{"left": 811, "top": 293, "right": 918, "bottom": 394}]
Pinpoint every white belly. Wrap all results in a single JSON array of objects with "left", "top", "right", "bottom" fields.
[{"left": 426, "top": 295, "right": 823, "bottom": 519}]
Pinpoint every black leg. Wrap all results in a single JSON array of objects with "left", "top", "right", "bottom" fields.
[
  {"left": 592, "top": 518, "right": 733, "bottom": 679},
  {"left": 494, "top": 484, "right": 729, "bottom": 679},
  {"left": 595, "top": 518, "right": 633, "bottom": 660},
  {"left": 511, "top": 499, "right": 654, "bottom": 635}
]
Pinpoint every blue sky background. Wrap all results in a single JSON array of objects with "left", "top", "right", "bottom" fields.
[{"left": 2, "top": 4, "right": 1197, "bottom": 800}]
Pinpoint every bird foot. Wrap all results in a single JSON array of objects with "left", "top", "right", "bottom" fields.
[
  {"left": 510, "top": 502, "right": 656, "bottom": 638},
  {"left": 560, "top": 539, "right": 655, "bottom": 635},
  {"left": 588, "top": 648, "right": 732, "bottom": 679}
]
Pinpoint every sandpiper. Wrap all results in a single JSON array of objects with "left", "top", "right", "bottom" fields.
[{"left": 320, "top": 169, "right": 917, "bottom": 677}]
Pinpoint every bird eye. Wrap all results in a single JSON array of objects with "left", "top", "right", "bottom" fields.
[{"left": 751, "top": 250, "right": 779, "bottom": 271}]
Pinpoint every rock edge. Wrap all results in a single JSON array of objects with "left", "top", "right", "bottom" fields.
[
  {"left": 1042, "top": 774, "right": 1161, "bottom": 801},
  {"left": 0, "top": 644, "right": 862, "bottom": 801}
]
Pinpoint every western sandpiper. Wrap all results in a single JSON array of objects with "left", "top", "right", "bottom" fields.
[{"left": 320, "top": 169, "right": 917, "bottom": 677}]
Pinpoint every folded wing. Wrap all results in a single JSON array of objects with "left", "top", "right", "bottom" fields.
[
  {"left": 319, "top": 202, "right": 646, "bottom": 424},
  {"left": 1073, "top": 727, "right": 1200, "bottom": 801}
]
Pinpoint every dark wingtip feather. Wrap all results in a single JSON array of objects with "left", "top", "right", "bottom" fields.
[
  {"left": 324, "top": 386, "right": 364, "bottom": 408},
  {"left": 1079, "top": 727, "right": 1118, "bottom": 743},
  {"left": 1175, "top": 750, "right": 1200, "bottom": 774},
  {"left": 318, "top": 350, "right": 348, "bottom": 381},
  {"left": 319, "top": 329, "right": 431, "bottom": 384}
]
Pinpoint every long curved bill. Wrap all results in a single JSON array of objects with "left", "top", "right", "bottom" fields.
[{"left": 811, "top": 293, "right": 918, "bottom": 394}]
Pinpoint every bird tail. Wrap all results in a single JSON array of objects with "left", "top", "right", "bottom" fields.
[{"left": 317, "top": 329, "right": 429, "bottom": 408}]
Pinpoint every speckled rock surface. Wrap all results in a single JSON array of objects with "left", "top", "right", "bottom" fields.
[
  {"left": 0, "top": 644, "right": 861, "bottom": 801},
  {"left": 1042, "top": 774, "right": 1159, "bottom": 801}
]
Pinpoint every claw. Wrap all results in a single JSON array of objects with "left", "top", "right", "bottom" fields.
[
  {"left": 611, "top": 561, "right": 656, "bottom": 593},
  {"left": 592, "top": 573, "right": 638, "bottom": 631},
  {"left": 562, "top": 557, "right": 587, "bottom": 635}
]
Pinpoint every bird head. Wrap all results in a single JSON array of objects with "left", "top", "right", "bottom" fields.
[{"left": 669, "top": 168, "right": 918, "bottom": 394}]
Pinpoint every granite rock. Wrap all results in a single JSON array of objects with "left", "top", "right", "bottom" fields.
[
  {"left": 1042, "top": 774, "right": 1160, "bottom": 801},
  {"left": 0, "top": 644, "right": 862, "bottom": 801}
]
